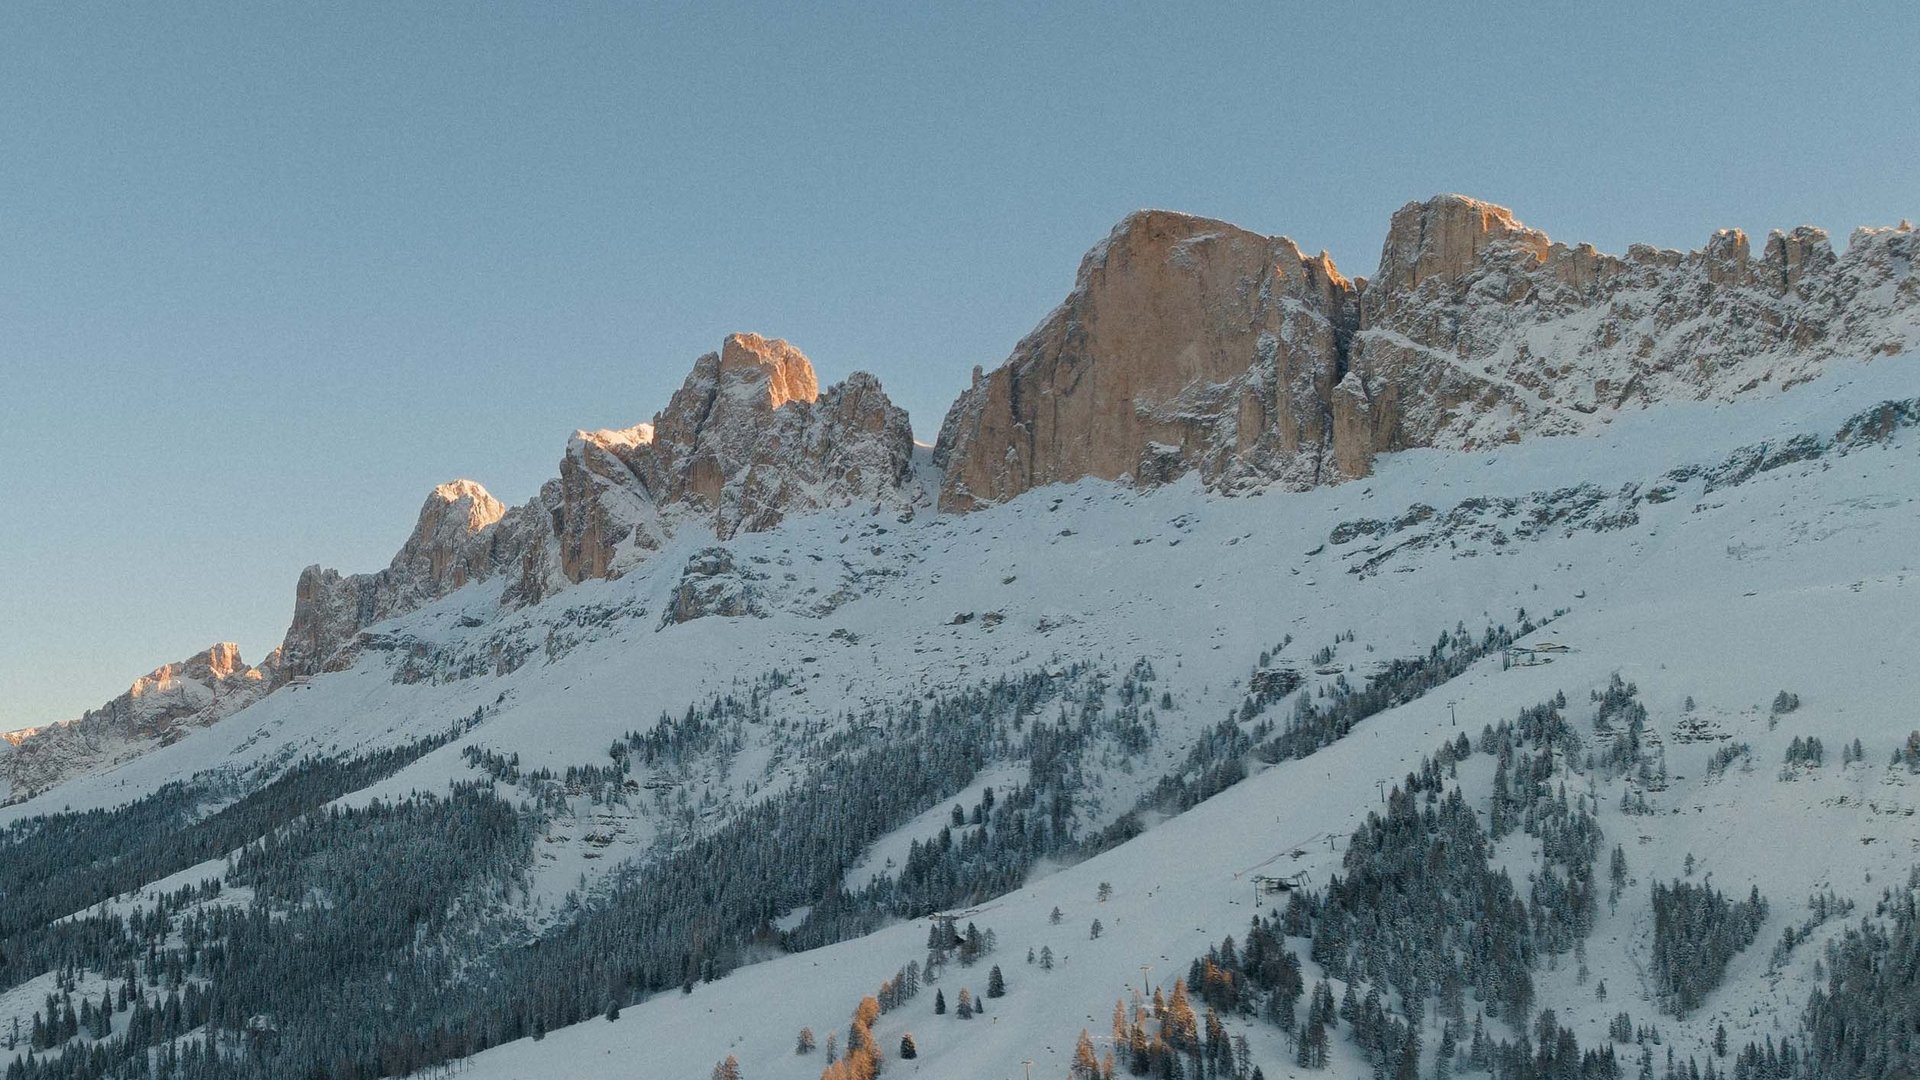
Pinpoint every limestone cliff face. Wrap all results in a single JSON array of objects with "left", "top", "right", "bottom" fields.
[
  {"left": 933, "top": 210, "right": 1359, "bottom": 511},
  {"left": 1, "top": 644, "right": 268, "bottom": 801},
  {"left": 636, "top": 333, "right": 908, "bottom": 539},
  {"left": 287, "top": 333, "right": 916, "bottom": 670},
  {"left": 938, "top": 195, "right": 1917, "bottom": 507},
  {"left": 512, "top": 333, "right": 916, "bottom": 604},
  {"left": 1335, "top": 196, "right": 1916, "bottom": 474},
  {"left": 276, "top": 480, "right": 517, "bottom": 678}
]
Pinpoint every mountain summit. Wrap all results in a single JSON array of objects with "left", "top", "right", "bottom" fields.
[
  {"left": 4, "top": 335, "right": 915, "bottom": 795},
  {"left": 935, "top": 195, "right": 1916, "bottom": 510},
  {"left": 275, "top": 332, "right": 917, "bottom": 683}
]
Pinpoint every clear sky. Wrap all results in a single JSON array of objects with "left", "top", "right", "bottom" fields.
[{"left": 2, "top": 2, "right": 1915, "bottom": 728}]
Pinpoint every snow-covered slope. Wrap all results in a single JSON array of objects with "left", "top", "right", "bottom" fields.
[{"left": 432, "top": 354, "right": 1920, "bottom": 1080}]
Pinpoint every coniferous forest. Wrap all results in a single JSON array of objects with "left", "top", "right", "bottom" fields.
[{"left": 2, "top": 615, "right": 1894, "bottom": 1080}]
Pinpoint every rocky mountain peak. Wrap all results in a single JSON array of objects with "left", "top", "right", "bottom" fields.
[
  {"left": 271, "top": 333, "right": 915, "bottom": 683},
  {"left": 1372, "top": 193, "right": 1550, "bottom": 297},
  {"left": 720, "top": 331, "right": 819, "bottom": 410},
  {"left": 933, "top": 208, "right": 1361, "bottom": 511},
  {"left": 134, "top": 642, "right": 250, "bottom": 693},
  {"left": 939, "top": 195, "right": 1916, "bottom": 507},
  {"left": 2, "top": 643, "right": 268, "bottom": 799},
  {"left": 423, "top": 479, "right": 506, "bottom": 532},
  {"left": 400, "top": 479, "right": 508, "bottom": 587}
]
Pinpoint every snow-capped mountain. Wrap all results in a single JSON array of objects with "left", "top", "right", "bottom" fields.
[
  {"left": 13, "top": 197, "right": 1912, "bottom": 796},
  {"left": 3, "top": 195, "right": 1916, "bottom": 1080},
  {"left": 935, "top": 195, "right": 1917, "bottom": 508},
  {"left": 0, "top": 644, "right": 269, "bottom": 801}
]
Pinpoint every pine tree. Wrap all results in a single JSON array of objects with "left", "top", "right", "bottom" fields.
[
  {"left": 711, "top": 1054, "right": 741, "bottom": 1080},
  {"left": 797, "top": 1027, "right": 817, "bottom": 1054},
  {"left": 899, "top": 1033, "right": 918, "bottom": 1059},
  {"left": 1073, "top": 1030, "right": 1101, "bottom": 1079},
  {"left": 1040, "top": 946, "right": 1055, "bottom": 970},
  {"left": 956, "top": 988, "right": 974, "bottom": 1019},
  {"left": 1166, "top": 979, "right": 1198, "bottom": 1049},
  {"left": 1091, "top": 918, "right": 1104, "bottom": 939},
  {"left": 988, "top": 965, "right": 1007, "bottom": 998},
  {"left": 1299, "top": 1015, "right": 1328, "bottom": 1068},
  {"left": 934, "top": 989, "right": 946, "bottom": 1015}
]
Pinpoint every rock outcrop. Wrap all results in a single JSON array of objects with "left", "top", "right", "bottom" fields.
[
  {"left": 933, "top": 210, "right": 1359, "bottom": 510},
  {"left": 285, "top": 333, "right": 916, "bottom": 673},
  {"left": 277, "top": 480, "right": 522, "bottom": 678},
  {"left": 511, "top": 333, "right": 916, "bottom": 604},
  {"left": 937, "top": 195, "right": 1917, "bottom": 508},
  {"left": 1, "top": 644, "right": 268, "bottom": 801},
  {"left": 1335, "top": 196, "right": 1915, "bottom": 475}
]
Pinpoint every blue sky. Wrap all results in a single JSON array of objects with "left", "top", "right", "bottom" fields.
[{"left": 2, "top": 2, "right": 1915, "bottom": 727}]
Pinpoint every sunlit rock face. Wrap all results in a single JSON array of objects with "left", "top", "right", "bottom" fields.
[
  {"left": 1, "top": 644, "right": 268, "bottom": 801},
  {"left": 276, "top": 480, "right": 519, "bottom": 679},
  {"left": 938, "top": 195, "right": 1918, "bottom": 507},
  {"left": 284, "top": 333, "right": 916, "bottom": 667},
  {"left": 510, "top": 332, "right": 916, "bottom": 604},
  {"left": 633, "top": 333, "right": 909, "bottom": 540},
  {"left": 933, "top": 210, "right": 1360, "bottom": 511}
]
